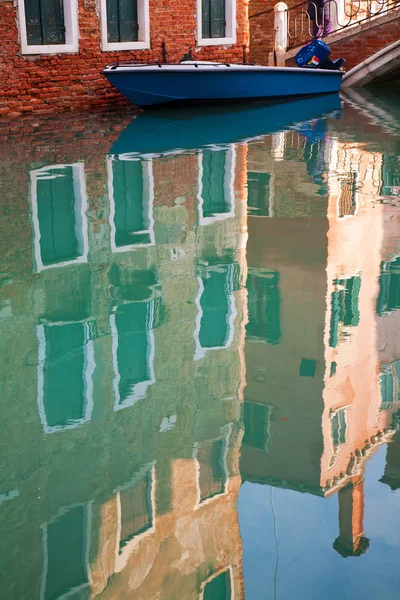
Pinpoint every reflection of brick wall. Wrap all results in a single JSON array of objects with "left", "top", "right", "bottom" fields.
[{"left": 1, "top": 0, "right": 249, "bottom": 118}]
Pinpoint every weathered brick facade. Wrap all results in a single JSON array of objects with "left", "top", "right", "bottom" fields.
[{"left": 0, "top": 0, "right": 249, "bottom": 118}]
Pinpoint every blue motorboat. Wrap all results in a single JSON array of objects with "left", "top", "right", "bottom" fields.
[
  {"left": 110, "top": 93, "right": 341, "bottom": 156},
  {"left": 102, "top": 61, "right": 343, "bottom": 109}
]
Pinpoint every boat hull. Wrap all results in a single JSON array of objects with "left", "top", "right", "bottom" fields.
[{"left": 102, "top": 64, "right": 343, "bottom": 108}]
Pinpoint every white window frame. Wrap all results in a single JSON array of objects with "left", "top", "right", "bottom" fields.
[
  {"left": 193, "top": 423, "right": 232, "bottom": 508},
  {"left": 110, "top": 298, "right": 157, "bottom": 411},
  {"left": 40, "top": 503, "right": 93, "bottom": 600},
  {"left": 107, "top": 156, "right": 155, "bottom": 252},
  {"left": 196, "top": 0, "right": 237, "bottom": 47},
  {"left": 30, "top": 163, "right": 89, "bottom": 273},
  {"left": 197, "top": 145, "right": 236, "bottom": 225},
  {"left": 18, "top": 0, "right": 79, "bottom": 55},
  {"left": 36, "top": 320, "right": 95, "bottom": 434},
  {"left": 194, "top": 264, "right": 237, "bottom": 361},
  {"left": 100, "top": 0, "right": 150, "bottom": 51}
]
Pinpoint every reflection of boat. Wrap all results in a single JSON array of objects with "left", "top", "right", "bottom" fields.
[
  {"left": 110, "top": 94, "right": 341, "bottom": 156},
  {"left": 102, "top": 62, "right": 343, "bottom": 108}
]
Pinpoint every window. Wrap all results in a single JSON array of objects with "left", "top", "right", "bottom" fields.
[
  {"left": 197, "top": 0, "right": 236, "bottom": 46},
  {"left": 338, "top": 172, "right": 357, "bottom": 218},
  {"left": 331, "top": 408, "right": 347, "bottom": 448},
  {"left": 111, "top": 296, "right": 162, "bottom": 410},
  {"left": 107, "top": 157, "right": 155, "bottom": 252},
  {"left": 114, "top": 464, "right": 156, "bottom": 573},
  {"left": 37, "top": 319, "right": 96, "bottom": 434},
  {"left": 376, "top": 257, "right": 400, "bottom": 316},
  {"left": 329, "top": 276, "right": 361, "bottom": 348},
  {"left": 41, "top": 504, "right": 92, "bottom": 600},
  {"left": 242, "top": 401, "right": 271, "bottom": 451},
  {"left": 246, "top": 270, "right": 281, "bottom": 345},
  {"left": 379, "top": 361, "right": 400, "bottom": 411},
  {"left": 196, "top": 439, "right": 227, "bottom": 502},
  {"left": 194, "top": 263, "right": 240, "bottom": 360},
  {"left": 30, "top": 164, "right": 89, "bottom": 272},
  {"left": 247, "top": 172, "right": 271, "bottom": 217},
  {"left": 201, "top": 569, "right": 232, "bottom": 600},
  {"left": 18, "top": 0, "right": 78, "bottom": 55},
  {"left": 197, "top": 146, "right": 235, "bottom": 224},
  {"left": 100, "top": 0, "right": 150, "bottom": 51},
  {"left": 299, "top": 359, "right": 317, "bottom": 377}
]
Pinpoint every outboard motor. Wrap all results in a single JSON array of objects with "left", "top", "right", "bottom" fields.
[{"left": 295, "top": 39, "right": 345, "bottom": 71}]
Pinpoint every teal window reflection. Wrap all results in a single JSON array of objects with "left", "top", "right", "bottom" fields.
[
  {"left": 247, "top": 172, "right": 271, "bottom": 216},
  {"left": 246, "top": 270, "right": 281, "bottom": 345},
  {"left": 242, "top": 401, "right": 271, "bottom": 451},
  {"left": 379, "top": 361, "right": 400, "bottom": 411},
  {"left": 198, "top": 147, "right": 235, "bottom": 224},
  {"left": 331, "top": 408, "right": 347, "bottom": 448},
  {"left": 380, "top": 154, "right": 400, "bottom": 197},
  {"left": 109, "top": 157, "right": 154, "bottom": 251},
  {"left": 376, "top": 257, "right": 400, "bottom": 316},
  {"left": 329, "top": 276, "right": 361, "bottom": 348},
  {"left": 111, "top": 297, "right": 162, "bottom": 410},
  {"left": 197, "top": 438, "right": 227, "bottom": 503},
  {"left": 118, "top": 469, "right": 153, "bottom": 552},
  {"left": 42, "top": 504, "right": 91, "bottom": 600},
  {"left": 203, "top": 569, "right": 232, "bottom": 600},
  {"left": 31, "top": 164, "right": 88, "bottom": 272},
  {"left": 195, "top": 263, "right": 240, "bottom": 359},
  {"left": 37, "top": 320, "right": 96, "bottom": 433}
]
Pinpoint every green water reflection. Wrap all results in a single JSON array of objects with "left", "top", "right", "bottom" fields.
[{"left": 1, "top": 86, "right": 400, "bottom": 600}]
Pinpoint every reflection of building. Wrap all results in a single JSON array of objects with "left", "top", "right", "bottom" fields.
[
  {"left": 0, "top": 120, "right": 248, "bottom": 599},
  {"left": 240, "top": 130, "right": 400, "bottom": 559}
]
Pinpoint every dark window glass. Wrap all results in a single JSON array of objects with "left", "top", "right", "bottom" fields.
[
  {"left": 246, "top": 270, "right": 281, "bottom": 345},
  {"left": 106, "top": 0, "right": 139, "bottom": 43},
  {"left": 24, "top": 0, "right": 66, "bottom": 46},
  {"left": 242, "top": 401, "right": 270, "bottom": 450},
  {"left": 202, "top": 0, "right": 226, "bottom": 39},
  {"left": 247, "top": 172, "right": 271, "bottom": 216}
]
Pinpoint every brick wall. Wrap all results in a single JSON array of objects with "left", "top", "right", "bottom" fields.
[{"left": 0, "top": 0, "right": 249, "bottom": 118}]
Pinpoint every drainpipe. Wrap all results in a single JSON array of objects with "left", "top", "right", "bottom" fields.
[{"left": 269, "top": 3, "right": 288, "bottom": 66}]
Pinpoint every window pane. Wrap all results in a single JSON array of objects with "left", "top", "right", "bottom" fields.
[
  {"left": 246, "top": 271, "right": 281, "bottom": 345},
  {"left": 115, "top": 302, "right": 151, "bottom": 404},
  {"left": 199, "top": 268, "right": 230, "bottom": 348},
  {"left": 45, "top": 506, "right": 88, "bottom": 600},
  {"left": 204, "top": 570, "right": 231, "bottom": 600},
  {"left": 25, "top": 0, "right": 66, "bottom": 46},
  {"left": 37, "top": 166, "right": 79, "bottom": 266},
  {"left": 202, "top": 151, "right": 229, "bottom": 217},
  {"left": 112, "top": 160, "right": 150, "bottom": 247},
  {"left": 338, "top": 409, "right": 347, "bottom": 444},
  {"left": 243, "top": 402, "right": 269, "bottom": 450},
  {"left": 107, "top": 0, "right": 139, "bottom": 43},
  {"left": 331, "top": 413, "right": 339, "bottom": 447},
  {"left": 43, "top": 323, "right": 86, "bottom": 428},
  {"left": 198, "top": 439, "right": 225, "bottom": 501},
  {"left": 247, "top": 172, "right": 271, "bottom": 216},
  {"left": 210, "top": 0, "right": 226, "bottom": 38},
  {"left": 120, "top": 473, "right": 152, "bottom": 549}
]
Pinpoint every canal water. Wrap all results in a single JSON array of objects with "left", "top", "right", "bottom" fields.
[{"left": 1, "top": 84, "right": 400, "bottom": 600}]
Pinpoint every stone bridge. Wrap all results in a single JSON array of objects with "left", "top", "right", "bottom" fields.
[{"left": 249, "top": 0, "right": 400, "bottom": 86}]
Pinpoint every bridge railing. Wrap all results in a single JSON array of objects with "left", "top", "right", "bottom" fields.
[{"left": 250, "top": 0, "right": 400, "bottom": 52}]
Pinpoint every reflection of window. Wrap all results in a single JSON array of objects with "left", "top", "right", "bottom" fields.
[
  {"left": 111, "top": 297, "right": 162, "bottom": 410},
  {"left": 379, "top": 361, "right": 400, "bottom": 411},
  {"left": 331, "top": 408, "right": 347, "bottom": 448},
  {"left": 197, "top": 439, "right": 227, "bottom": 502},
  {"left": 41, "top": 504, "right": 91, "bottom": 600},
  {"left": 197, "top": 147, "right": 235, "bottom": 224},
  {"left": 338, "top": 172, "right": 357, "bottom": 218},
  {"left": 197, "top": 0, "right": 236, "bottom": 46},
  {"left": 329, "top": 276, "right": 361, "bottom": 348},
  {"left": 37, "top": 320, "right": 96, "bottom": 433},
  {"left": 18, "top": 0, "right": 79, "bottom": 55},
  {"left": 118, "top": 471, "right": 153, "bottom": 551},
  {"left": 202, "top": 569, "right": 232, "bottom": 600},
  {"left": 108, "top": 157, "right": 154, "bottom": 252},
  {"left": 194, "top": 263, "right": 240, "bottom": 360},
  {"left": 242, "top": 401, "right": 271, "bottom": 451},
  {"left": 380, "top": 154, "right": 400, "bottom": 197},
  {"left": 246, "top": 270, "right": 281, "bottom": 345},
  {"left": 30, "top": 164, "right": 89, "bottom": 272},
  {"left": 100, "top": 0, "right": 150, "bottom": 51},
  {"left": 299, "top": 359, "right": 317, "bottom": 377},
  {"left": 376, "top": 258, "right": 400, "bottom": 316},
  {"left": 247, "top": 172, "right": 271, "bottom": 216}
]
